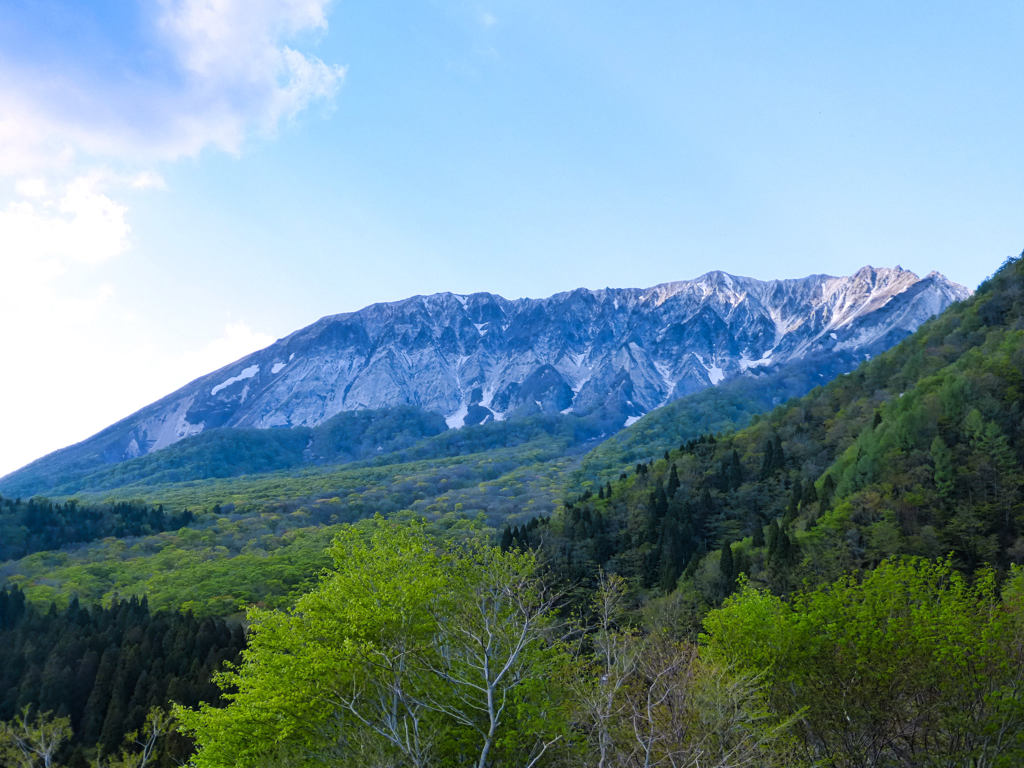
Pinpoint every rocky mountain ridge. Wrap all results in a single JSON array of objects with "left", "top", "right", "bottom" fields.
[{"left": 3, "top": 266, "right": 969, "bottom": 485}]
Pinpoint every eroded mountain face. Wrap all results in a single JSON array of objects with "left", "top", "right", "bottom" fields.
[{"left": 103, "top": 266, "right": 966, "bottom": 462}]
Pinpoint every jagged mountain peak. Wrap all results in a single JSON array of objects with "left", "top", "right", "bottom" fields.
[{"left": 2, "top": 266, "right": 969, "bottom": 486}]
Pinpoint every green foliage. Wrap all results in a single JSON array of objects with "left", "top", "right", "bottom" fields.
[
  {"left": 0, "top": 496, "right": 192, "bottom": 561},
  {"left": 4, "top": 257, "right": 1023, "bottom": 764},
  {"left": 572, "top": 352, "right": 865, "bottom": 486},
  {"left": 0, "top": 407, "right": 449, "bottom": 498},
  {"left": 0, "top": 706, "right": 71, "bottom": 768},
  {"left": 1, "top": 409, "right": 608, "bottom": 502},
  {"left": 573, "top": 574, "right": 798, "bottom": 767},
  {"left": 3, "top": 429, "right": 582, "bottom": 614},
  {"left": 94, "top": 707, "right": 177, "bottom": 768},
  {"left": 176, "top": 519, "right": 572, "bottom": 768},
  {"left": 701, "top": 558, "right": 1024, "bottom": 767},
  {"left": 2, "top": 515, "right": 341, "bottom": 615}
]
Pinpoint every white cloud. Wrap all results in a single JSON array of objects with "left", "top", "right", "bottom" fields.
[
  {"left": 154, "top": 0, "right": 346, "bottom": 151},
  {"left": 0, "top": 0, "right": 344, "bottom": 279},
  {"left": 130, "top": 172, "right": 167, "bottom": 191},
  {"left": 0, "top": 174, "right": 131, "bottom": 278},
  {"left": 14, "top": 178, "right": 48, "bottom": 199},
  {"left": 180, "top": 322, "right": 277, "bottom": 380},
  {"left": 268, "top": 46, "right": 347, "bottom": 126},
  {"left": 0, "top": 96, "right": 77, "bottom": 177},
  {"left": 159, "top": 0, "right": 330, "bottom": 78},
  {"left": 0, "top": 0, "right": 344, "bottom": 173}
]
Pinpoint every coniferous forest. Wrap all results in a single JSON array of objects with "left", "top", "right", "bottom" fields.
[
  {"left": 0, "top": 497, "right": 194, "bottom": 561},
  {"left": 0, "top": 586, "right": 243, "bottom": 767},
  {"left": 2, "top": 256, "right": 1024, "bottom": 766}
]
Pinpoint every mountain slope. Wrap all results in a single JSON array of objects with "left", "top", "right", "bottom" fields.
[
  {"left": 2, "top": 266, "right": 966, "bottom": 496},
  {"left": 533, "top": 254, "right": 1022, "bottom": 606},
  {"left": 569, "top": 349, "right": 866, "bottom": 486}
]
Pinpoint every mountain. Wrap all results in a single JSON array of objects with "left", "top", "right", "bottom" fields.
[
  {"left": 1, "top": 266, "right": 967, "bottom": 496},
  {"left": 534, "top": 254, "right": 1023, "bottom": 608}
]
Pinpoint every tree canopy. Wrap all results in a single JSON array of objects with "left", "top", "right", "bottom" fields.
[
  {"left": 176, "top": 519, "right": 572, "bottom": 768},
  {"left": 701, "top": 558, "right": 1024, "bottom": 767}
]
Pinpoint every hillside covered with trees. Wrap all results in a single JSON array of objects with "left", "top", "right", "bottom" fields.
[{"left": 531, "top": 254, "right": 1024, "bottom": 620}]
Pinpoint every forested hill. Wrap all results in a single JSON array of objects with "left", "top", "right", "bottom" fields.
[
  {"left": 566, "top": 348, "right": 869, "bottom": 486},
  {"left": 0, "top": 406, "right": 450, "bottom": 498},
  {"left": 530, "top": 254, "right": 1023, "bottom": 611}
]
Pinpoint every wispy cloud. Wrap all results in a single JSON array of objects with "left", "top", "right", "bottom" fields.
[
  {"left": 155, "top": 0, "right": 346, "bottom": 154},
  {"left": 0, "top": 0, "right": 345, "bottom": 270},
  {"left": 0, "top": 0, "right": 344, "bottom": 254},
  {"left": 0, "top": 0, "right": 344, "bottom": 174}
]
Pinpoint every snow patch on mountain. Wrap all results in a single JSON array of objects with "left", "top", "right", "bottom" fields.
[
  {"left": 704, "top": 361, "right": 725, "bottom": 385},
  {"left": 211, "top": 364, "right": 260, "bottom": 395},
  {"left": 446, "top": 403, "right": 469, "bottom": 428}
]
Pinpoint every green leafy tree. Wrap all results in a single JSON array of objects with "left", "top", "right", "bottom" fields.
[
  {"left": 176, "top": 518, "right": 571, "bottom": 767},
  {"left": 718, "top": 541, "right": 735, "bottom": 596},
  {"left": 0, "top": 707, "right": 72, "bottom": 768},
  {"left": 94, "top": 708, "right": 175, "bottom": 768},
  {"left": 702, "top": 558, "right": 1024, "bottom": 768},
  {"left": 930, "top": 435, "right": 955, "bottom": 499}
]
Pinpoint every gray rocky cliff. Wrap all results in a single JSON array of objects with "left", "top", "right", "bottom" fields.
[{"left": 1, "top": 266, "right": 970, "bottom": 487}]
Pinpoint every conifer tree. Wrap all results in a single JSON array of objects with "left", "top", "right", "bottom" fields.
[{"left": 719, "top": 541, "right": 735, "bottom": 596}]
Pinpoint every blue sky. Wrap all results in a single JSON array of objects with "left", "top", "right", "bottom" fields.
[{"left": 1, "top": 0, "right": 1022, "bottom": 475}]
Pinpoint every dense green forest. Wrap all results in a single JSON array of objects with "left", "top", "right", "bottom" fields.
[
  {"left": 0, "top": 586, "right": 243, "bottom": 767},
  {"left": 0, "top": 406, "right": 450, "bottom": 497},
  {"left": 570, "top": 348, "right": 868, "bottom": 486},
  {"left": 0, "top": 407, "right": 616, "bottom": 500},
  {"left": 3, "top": 256, "right": 1023, "bottom": 766},
  {"left": 0, "top": 496, "right": 194, "bottom": 561},
  {"left": 0, "top": 413, "right": 609, "bottom": 613},
  {"left": 0, "top": 433, "right": 580, "bottom": 614}
]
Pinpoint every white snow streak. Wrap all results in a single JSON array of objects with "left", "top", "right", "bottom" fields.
[
  {"left": 211, "top": 364, "right": 259, "bottom": 395},
  {"left": 445, "top": 403, "right": 468, "bottom": 428}
]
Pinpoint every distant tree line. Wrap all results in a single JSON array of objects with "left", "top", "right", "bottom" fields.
[{"left": 0, "top": 496, "right": 194, "bottom": 560}]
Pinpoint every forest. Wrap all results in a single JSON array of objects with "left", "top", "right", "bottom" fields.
[
  {"left": 2, "top": 256, "right": 1024, "bottom": 766},
  {"left": 0, "top": 497, "right": 194, "bottom": 561}
]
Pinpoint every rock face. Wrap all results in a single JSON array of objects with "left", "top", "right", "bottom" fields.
[{"left": 8, "top": 266, "right": 970, "bottom": 473}]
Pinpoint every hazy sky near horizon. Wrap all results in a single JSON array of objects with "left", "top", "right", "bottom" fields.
[{"left": 1, "top": 1, "right": 1022, "bottom": 476}]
